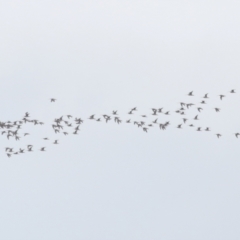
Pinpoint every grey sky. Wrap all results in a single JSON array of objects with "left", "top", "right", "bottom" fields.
[{"left": 1, "top": 1, "right": 240, "bottom": 239}]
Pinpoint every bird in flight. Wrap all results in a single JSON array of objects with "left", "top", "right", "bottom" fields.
[
  {"left": 235, "top": 133, "right": 240, "bottom": 138},
  {"left": 219, "top": 95, "right": 225, "bottom": 100},
  {"left": 50, "top": 98, "right": 56, "bottom": 102}
]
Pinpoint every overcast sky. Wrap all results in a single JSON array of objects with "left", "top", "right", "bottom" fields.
[{"left": 1, "top": 1, "right": 240, "bottom": 239}]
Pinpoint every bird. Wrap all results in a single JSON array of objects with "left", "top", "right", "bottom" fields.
[
  {"left": 143, "top": 127, "right": 148, "bottom": 133},
  {"left": 203, "top": 93, "right": 209, "bottom": 98},
  {"left": 188, "top": 91, "right": 194, "bottom": 96},
  {"left": 28, "top": 146, "right": 33, "bottom": 152},
  {"left": 53, "top": 140, "right": 58, "bottom": 144},
  {"left": 194, "top": 115, "right": 199, "bottom": 120},
  {"left": 50, "top": 98, "right": 56, "bottom": 102},
  {"left": 216, "top": 134, "right": 222, "bottom": 138},
  {"left": 214, "top": 108, "right": 220, "bottom": 112},
  {"left": 40, "top": 147, "right": 46, "bottom": 151},
  {"left": 235, "top": 133, "right": 240, "bottom": 138},
  {"left": 197, "top": 108, "right": 203, "bottom": 112},
  {"left": 180, "top": 102, "right": 185, "bottom": 107},
  {"left": 230, "top": 89, "right": 236, "bottom": 93},
  {"left": 19, "top": 149, "right": 25, "bottom": 153},
  {"left": 151, "top": 109, "right": 158, "bottom": 115},
  {"left": 186, "top": 103, "right": 194, "bottom": 108},
  {"left": 219, "top": 95, "right": 225, "bottom": 100},
  {"left": 24, "top": 112, "right": 30, "bottom": 117}
]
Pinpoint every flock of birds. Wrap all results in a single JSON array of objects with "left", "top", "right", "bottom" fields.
[{"left": 1, "top": 90, "right": 239, "bottom": 158}]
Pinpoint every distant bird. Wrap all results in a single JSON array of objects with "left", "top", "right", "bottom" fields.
[
  {"left": 197, "top": 108, "right": 203, "bottom": 112},
  {"left": 40, "top": 147, "right": 46, "bottom": 151},
  {"left": 151, "top": 108, "right": 158, "bottom": 115},
  {"left": 53, "top": 140, "right": 58, "bottom": 144},
  {"left": 112, "top": 111, "right": 118, "bottom": 115},
  {"left": 89, "top": 115, "right": 95, "bottom": 120},
  {"left": 235, "top": 133, "right": 240, "bottom": 138},
  {"left": 230, "top": 89, "right": 236, "bottom": 93},
  {"left": 50, "top": 98, "right": 56, "bottom": 102},
  {"left": 177, "top": 124, "right": 182, "bottom": 129},
  {"left": 24, "top": 133, "right": 29, "bottom": 136},
  {"left": 219, "top": 95, "right": 225, "bottom": 100},
  {"left": 28, "top": 146, "right": 33, "bottom": 152},
  {"left": 203, "top": 93, "right": 209, "bottom": 98},
  {"left": 214, "top": 108, "right": 220, "bottom": 112},
  {"left": 143, "top": 127, "right": 148, "bottom": 133},
  {"left": 194, "top": 115, "right": 199, "bottom": 120},
  {"left": 43, "top": 138, "right": 48, "bottom": 140},
  {"left": 216, "top": 134, "right": 222, "bottom": 138},
  {"left": 19, "top": 149, "right": 24, "bottom": 153},
  {"left": 188, "top": 91, "right": 194, "bottom": 96},
  {"left": 186, "top": 103, "right": 194, "bottom": 108},
  {"left": 180, "top": 102, "right": 185, "bottom": 107}
]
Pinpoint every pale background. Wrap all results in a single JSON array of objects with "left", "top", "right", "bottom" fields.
[{"left": 0, "top": 1, "right": 240, "bottom": 239}]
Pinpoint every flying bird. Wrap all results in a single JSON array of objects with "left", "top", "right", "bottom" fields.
[{"left": 219, "top": 95, "right": 225, "bottom": 100}]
